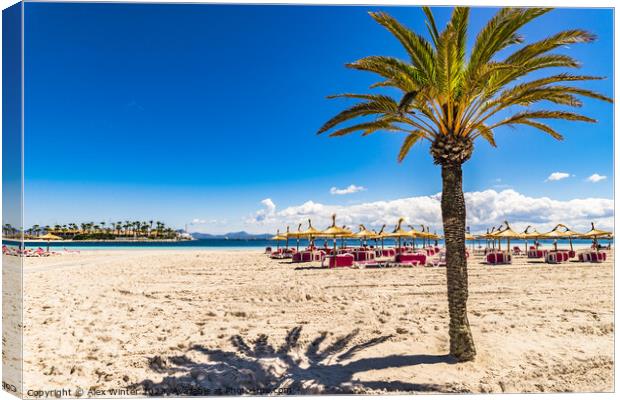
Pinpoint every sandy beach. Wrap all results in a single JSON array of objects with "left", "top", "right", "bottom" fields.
[{"left": 20, "top": 249, "right": 613, "bottom": 395}]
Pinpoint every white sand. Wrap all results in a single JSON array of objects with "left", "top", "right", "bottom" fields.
[{"left": 18, "top": 249, "right": 613, "bottom": 395}]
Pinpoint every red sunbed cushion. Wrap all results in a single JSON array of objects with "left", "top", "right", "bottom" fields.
[{"left": 329, "top": 254, "right": 354, "bottom": 268}]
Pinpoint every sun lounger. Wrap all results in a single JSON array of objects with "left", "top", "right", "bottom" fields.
[
  {"left": 353, "top": 250, "right": 375, "bottom": 262},
  {"left": 2, "top": 245, "right": 19, "bottom": 256},
  {"left": 395, "top": 253, "right": 426, "bottom": 266},
  {"left": 590, "top": 251, "right": 607, "bottom": 263},
  {"left": 486, "top": 252, "right": 512, "bottom": 265},
  {"left": 324, "top": 253, "right": 354, "bottom": 268},
  {"left": 380, "top": 249, "right": 396, "bottom": 257},
  {"left": 527, "top": 249, "right": 548, "bottom": 259},
  {"left": 546, "top": 251, "right": 570, "bottom": 264},
  {"left": 292, "top": 250, "right": 325, "bottom": 263},
  {"left": 578, "top": 252, "right": 591, "bottom": 262},
  {"left": 576, "top": 251, "right": 605, "bottom": 262}
]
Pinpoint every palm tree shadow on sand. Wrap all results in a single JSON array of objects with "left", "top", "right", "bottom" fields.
[{"left": 130, "top": 326, "right": 458, "bottom": 395}]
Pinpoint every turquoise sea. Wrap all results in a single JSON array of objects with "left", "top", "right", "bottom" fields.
[{"left": 3, "top": 237, "right": 610, "bottom": 251}]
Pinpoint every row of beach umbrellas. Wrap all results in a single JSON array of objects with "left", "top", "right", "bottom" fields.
[
  {"left": 271, "top": 215, "right": 442, "bottom": 254},
  {"left": 272, "top": 217, "right": 612, "bottom": 253},
  {"left": 476, "top": 222, "right": 612, "bottom": 252}
]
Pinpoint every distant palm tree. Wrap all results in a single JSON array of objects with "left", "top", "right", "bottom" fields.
[{"left": 319, "top": 7, "right": 611, "bottom": 361}]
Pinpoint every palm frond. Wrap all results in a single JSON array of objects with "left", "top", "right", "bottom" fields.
[
  {"left": 398, "top": 131, "right": 425, "bottom": 162},
  {"left": 347, "top": 56, "right": 425, "bottom": 91},
  {"left": 484, "top": 55, "right": 582, "bottom": 97},
  {"left": 476, "top": 124, "right": 497, "bottom": 147},
  {"left": 422, "top": 6, "right": 440, "bottom": 47},
  {"left": 468, "top": 8, "right": 551, "bottom": 73},
  {"left": 328, "top": 119, "right": 401, "bottom": 137},
  {"left": 506, "top": 29, "right": 596, "bottom": 64},
  {"left": 317, "top": 98, "right": 399, "bottom": 134},
  {"left": 490, "top": 110, "right": 596, "bottom": 129},
  {"left": 513, "top": 119, "right": 564, "bottom": 140},
  {"left": 491, "top": 76, "right": 609, "bottom": 108},
  {"left": 369, "top": 12, "right": 436, "bottom": 81}
]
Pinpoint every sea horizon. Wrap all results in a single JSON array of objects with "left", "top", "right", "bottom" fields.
[{"left": 4, "top": 237, "right": 610, "bottom": 251}]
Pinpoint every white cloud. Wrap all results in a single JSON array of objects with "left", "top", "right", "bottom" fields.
[
  {"left": 587, "top": 173, "right": 607, "bottom": 183},
  {"left": 246, "top": 198, "right": 277, "bottom": 223},
  {"left": 246, "top": 189, "right": 613, "bottom": 234},
  {"left": 546, "top": 172, "right": 571, "bottom": 182},
  {"left": 330, "top": 184, "right": 367, "bottom": 195}
]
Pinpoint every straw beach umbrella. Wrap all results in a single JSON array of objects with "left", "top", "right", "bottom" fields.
[
  {"left": 271, "top": 230, "right": 287, "bottom": 252},
  {"left": 426, "top": 229, "right": 441, "bottom": 246},
  {"left": 482, "top": 227, "right": 498, "bottom": 250},
  {"left": 320, "top": 214, "right": 352, "bottom": 256},
  {"left": 579, "top": 222, "right": 612, "bottom": 248},
  {"left": 491, "top": 221, "right": 520, "bottom": 253},
  {"left": 520, "top": 225, "right": 542, "bottom": 251},
  {"left": 375, "top": 224, "right": 387, "bottom": 251},
  {"left": 386, "top": 218, "right": 413, "bottom": 255},
  {"left": 353, "top": 224, "right": 376, "bottom": 247},
  {"left": 542, "top": 224, "right": 581, "bottom": 251},
  {"left": 287, "top": 223, "right": 303, "bottom": 252},
  {"left": 406, "top": 225, "right": 426, "bottom": 250},
  {"left": 339, "top": 225, "right": 353, "bottom": 248},
  {"left": 300, "top": 219, "right": 322, "bottom": 249},
  {"left": 40, "top": 232, "right": 62, "bottom": 240},
  {"left": 581, "top": 222, "right": 612, "bottom": 238},
  {"left": 40, "top": 232, "right": 62, "bottom": 252}
]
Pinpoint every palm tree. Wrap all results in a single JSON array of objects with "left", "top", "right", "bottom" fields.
[{"left": 318, "top": 7, "right": 611, "bottom": 361}]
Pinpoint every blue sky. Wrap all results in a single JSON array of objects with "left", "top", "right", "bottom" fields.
[{"left": 22, "top": 4, "right": 613, "bottom": 233}]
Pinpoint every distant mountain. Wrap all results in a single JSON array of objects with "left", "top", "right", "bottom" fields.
[{"left": 191, "top": 231, "right": 272, "bottom": 240}]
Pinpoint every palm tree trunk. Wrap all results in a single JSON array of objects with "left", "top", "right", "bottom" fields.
[{"left": 441, "top": 162, "right": 476, "bottom": 362}]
